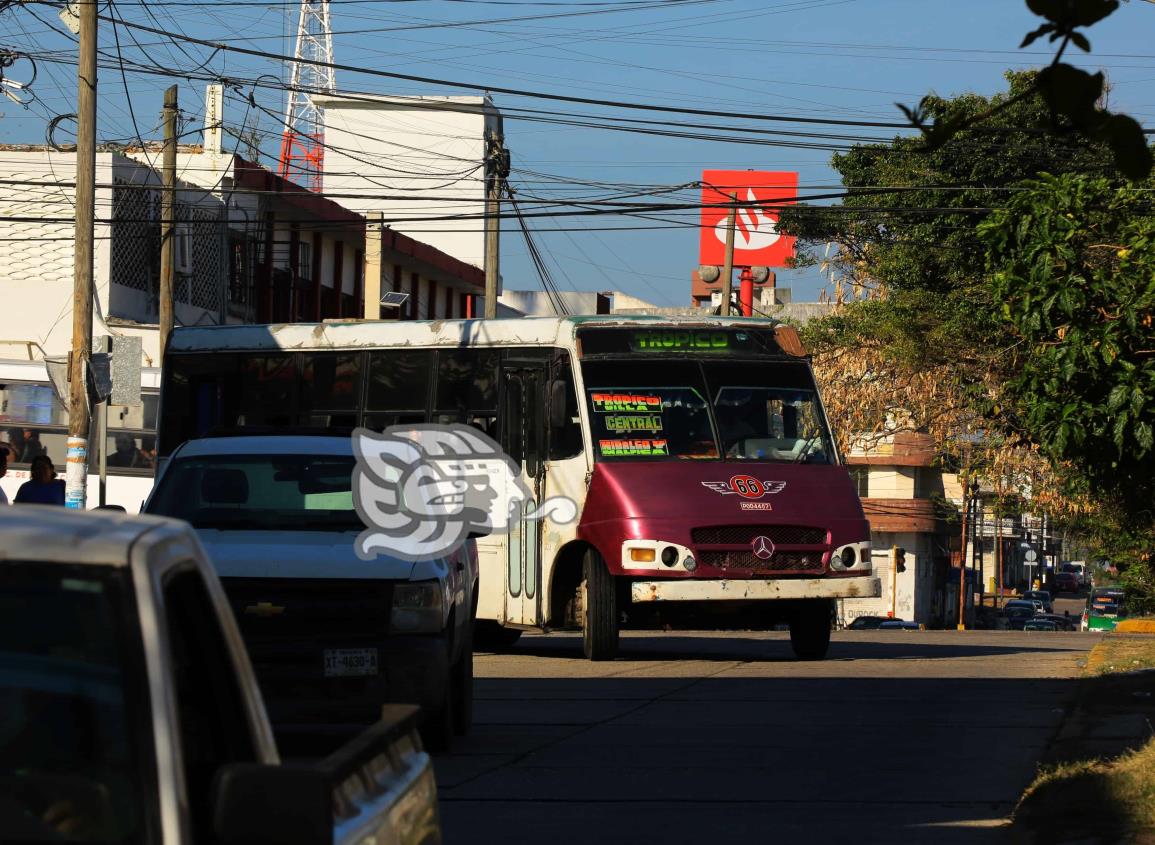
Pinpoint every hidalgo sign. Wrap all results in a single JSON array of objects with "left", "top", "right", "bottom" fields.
[{"left": 699, "top": 170, "right": 798, "bottom": 268}]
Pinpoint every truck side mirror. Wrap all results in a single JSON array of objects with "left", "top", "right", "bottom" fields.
[{"left": 213, "top": 763, "right": 332, "bottom": 845}]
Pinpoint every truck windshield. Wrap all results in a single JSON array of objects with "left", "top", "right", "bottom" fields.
[
  {"left": 0, "top": 565, "right": 153, "bottom": 843},
  {"left": 582, "top": 359, "right": 833, "bottom": 463},
  {"left": 149, "top": 454, "right": 363, "bottom": 531}
]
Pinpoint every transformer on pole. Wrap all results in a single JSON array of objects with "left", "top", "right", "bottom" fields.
[{"left": 279, "top": 0, "right": 334, "bottom": 192}]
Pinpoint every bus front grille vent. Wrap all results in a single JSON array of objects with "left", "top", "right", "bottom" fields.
[{"left": 691, "top": 525, "right": 827, "bottom": 546}]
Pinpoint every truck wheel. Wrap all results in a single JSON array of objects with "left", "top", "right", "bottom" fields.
[
  {"left": 453, "top": 604, "right": 475, "bottom": 736},
  {"left": 581, "top": 548, "right": 618, "bottom": 661},
  {"left": 474, "top": 620, "right": 522, "bottom": 650},
  {"left": 421, "top": 688, "right": 454, "bottom": 753},
  {"left": 790, "top": 599, "right": 832, "bottom": 660},
  {"left": 422, "top": 626, "right": 457, "bottom": 752}
]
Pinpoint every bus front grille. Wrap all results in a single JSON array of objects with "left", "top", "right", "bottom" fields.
[
  {"left": 697, "top": 550, "right": 826, "bottom": 572},
  {"left": 691, "top": 525, "right": 828, "bottom": 546}
]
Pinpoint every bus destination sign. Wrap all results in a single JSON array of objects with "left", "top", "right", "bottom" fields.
[{"left": 578, "top": 327, "right": 782, "bottom": 357}]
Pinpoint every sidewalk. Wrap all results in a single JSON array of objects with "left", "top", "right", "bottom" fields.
[{"left": 1012, "top": 633, "right": 1155, "bottom": 843}]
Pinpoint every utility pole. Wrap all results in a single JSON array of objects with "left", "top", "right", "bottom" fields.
[
  {"left": 996, "top": 477, "right": 1005, "bottom": 606},
  {"left": 483, "top": 128, "right": 506, "bottom": 319},
  {"left": 718, "top": 194, "right": 737, "bottom": 317},
  {"left": 889, "top": 546, "right": 899, "bottom": 619},
  {"left": 957, "top": 474, "right": 970, "bottom": 630},
  {"left": 66, "top": 0, "right": 98, "bottom": 510},
  {"left": 159, "top": 85, "right": 178, "bottom": 358}
]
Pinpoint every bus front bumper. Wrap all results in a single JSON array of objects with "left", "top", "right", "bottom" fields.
[{"left": 631, "top": 576, "right": 881, "bottom": 603}]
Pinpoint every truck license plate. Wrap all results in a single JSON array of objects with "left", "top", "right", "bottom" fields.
[{"left": 323, "top": 648, "right": 379, "bottom": 677}]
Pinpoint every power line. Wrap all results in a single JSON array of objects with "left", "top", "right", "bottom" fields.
[{"left": 93, "top": 12, "right": 916, "bottom": 130}]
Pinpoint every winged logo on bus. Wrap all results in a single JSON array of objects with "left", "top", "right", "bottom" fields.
[{"left": 701, "top": 476, "right": 787, "bottom": 500}]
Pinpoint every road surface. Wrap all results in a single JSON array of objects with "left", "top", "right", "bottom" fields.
[{"left": 436, "top": 630, "right": 1092, "bottom": 844}]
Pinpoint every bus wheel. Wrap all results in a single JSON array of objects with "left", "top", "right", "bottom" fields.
[
  {"left": 474, "top": 620, "right": 522, "bottom": 650},
  {"left": 789, "top": 599, "right": 832, "bottom": 660},
  {"left": 581, "top": 548, "right": 619, "bottom": 661}
]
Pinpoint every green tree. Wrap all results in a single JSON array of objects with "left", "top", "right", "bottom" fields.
[
  {"left": 978, "top": 173, "right": 1155, "bottom": 524},
  {"left": 781, "top": 70, "right": 1121, "bottom": 384}
]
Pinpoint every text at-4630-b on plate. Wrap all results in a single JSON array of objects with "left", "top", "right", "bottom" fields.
[{"left": 323, "top": 647, "right": 379, "bottom": 677}]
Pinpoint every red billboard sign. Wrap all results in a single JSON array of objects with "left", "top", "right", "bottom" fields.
[{"left": 699, "top": 170, "right": 797, "bottom": 268}]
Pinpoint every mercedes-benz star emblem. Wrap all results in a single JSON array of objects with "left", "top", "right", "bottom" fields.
[{"left": 751, "top": 535, "right": 775, "bottom": 560}]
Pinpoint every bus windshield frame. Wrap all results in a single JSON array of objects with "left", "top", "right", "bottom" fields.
[{"left": 580, "top": 355, "right": 835, "bottom": 464}]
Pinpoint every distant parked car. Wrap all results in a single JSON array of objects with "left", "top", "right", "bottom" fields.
[
  {"left": 1004, "top": 599, "right": 1040, "bottom": 614},
  {"left": 1023, "top": 590, "right": 1053, "bottom": 613},
  {"left": 1061, "top": 561, "right": 1088, "bottom": 588},
  {"left": 847, "top": 615, "right": 889, "bottom": 630},
  {"left": 878, "top": 619, "right": 920, "bottom": 630},
  {"left": 1036, "top": 613, "right": 1077, "bottom": 631},
  {"left": 1054, "top": 572, "right": 1079, "bottom": 593},
  {"left": 1023, "top": 618, "right": 1059, "bottom": 632}
]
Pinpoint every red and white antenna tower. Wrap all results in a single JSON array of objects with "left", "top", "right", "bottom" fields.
[{"left": 278, "top": 0, "right": 334, "bottom": 192}]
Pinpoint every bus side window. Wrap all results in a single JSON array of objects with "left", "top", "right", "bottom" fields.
[
  {"left": 299, "top": 352, "right": 361, "bottom": 428},
  {"left": 433, "top": 349, "right": 499, "bottom": 439},
  {"left": 364, "top": 350, "right": 433, "bottom": 430},
  {"left": 548, "top": 353, "right": 582, "bottom": 461}
]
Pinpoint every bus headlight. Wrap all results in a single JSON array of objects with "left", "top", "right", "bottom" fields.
[
  {"left": 390, "top": 581, "right": 444, "bottom": 634},
  {"left": 833, "top": 543, "right": 870, "bottom": 571}
]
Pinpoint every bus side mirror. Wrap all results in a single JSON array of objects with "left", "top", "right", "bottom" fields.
[{"left": 549, "top": 380, "right": 568, "bottom": 430}]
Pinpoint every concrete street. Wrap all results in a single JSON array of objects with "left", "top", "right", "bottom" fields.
[{"left": 436, "top": 630, "right": 1093, "bottom": 845}]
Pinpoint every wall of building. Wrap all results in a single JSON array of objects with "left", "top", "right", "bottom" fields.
[
  {"left": 0, "top": 151, "right": 119, "bottom": 359},
  {"left": 841, "top": 533, "right": 936, "bottom": 626},
  {"left": 318, "top": 95, "right": 497, "bottom": 271}
]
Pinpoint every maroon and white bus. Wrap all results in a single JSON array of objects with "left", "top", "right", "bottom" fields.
[{"left": 160, "top": 316, "right": 880, "bottom": 660}]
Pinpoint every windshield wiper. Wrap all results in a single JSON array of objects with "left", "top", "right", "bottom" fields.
[{"left": 792, "top": 434, "right": 821, "bottom": 463}]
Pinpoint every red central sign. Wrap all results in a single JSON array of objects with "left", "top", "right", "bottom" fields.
[{"left": 699, "top": 170, "right": 798, "bottom": 268}]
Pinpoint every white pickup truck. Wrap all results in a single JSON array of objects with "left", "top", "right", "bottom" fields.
[
  {"left": 143, "top": 434, "right": 478, "bottom": 752},
  {"left": 0, "top": 507, "right": 441, "bottom": 844}
]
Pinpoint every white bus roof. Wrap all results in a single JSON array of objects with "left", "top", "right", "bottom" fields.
[{"left": 168, "top": 315, "right": 785, "bottom": 354}]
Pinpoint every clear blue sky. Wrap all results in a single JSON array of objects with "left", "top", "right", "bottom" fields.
[{"left": 3, "top": 0, "right": 1153, "bottom": 305}]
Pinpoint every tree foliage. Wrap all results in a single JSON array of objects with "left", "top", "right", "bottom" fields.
[
  {"left": 899, "top": 0, "right": 1152, "bottom": 180},
  {"left": 978, "top": 173, "right": 1155, "bottom": 523}
]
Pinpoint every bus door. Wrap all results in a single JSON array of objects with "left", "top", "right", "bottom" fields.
[{"left": 501, "top": 362, "right": 546, "bottom": 626}]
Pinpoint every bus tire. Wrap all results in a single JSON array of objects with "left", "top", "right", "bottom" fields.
[
  {"left": 582, "top": 548, "right": 618, "bottom": 661},
  {"left": 790, "top": 599, "right": 832, "bottom": 660},
  {"left": 474, "top": 620, "right": 522, "bottom": 650}
]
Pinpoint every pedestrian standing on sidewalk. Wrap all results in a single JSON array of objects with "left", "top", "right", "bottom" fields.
[
  {"left": 0, "top": 445, "right": 10, "bottom": 505},
  {"left": 14, "top": 455, "right": 66, "bottom": 506}
]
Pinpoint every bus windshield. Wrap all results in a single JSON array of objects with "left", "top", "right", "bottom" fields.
[{"left": 582, "top": 359, "right": 833, "bottom": 463}]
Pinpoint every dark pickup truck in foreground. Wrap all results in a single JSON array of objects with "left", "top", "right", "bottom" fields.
[{"left": 0, "top": 508, "right": 441, "bottom": 844}]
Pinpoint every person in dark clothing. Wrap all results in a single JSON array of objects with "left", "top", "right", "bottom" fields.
[{"left": 14, "top": 455, "right": 65, "bottom": 506}]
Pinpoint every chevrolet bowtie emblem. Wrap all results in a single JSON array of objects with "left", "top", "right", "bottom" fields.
[{"left": 245, "top": 602, "right": 284, "bottom": 617}]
